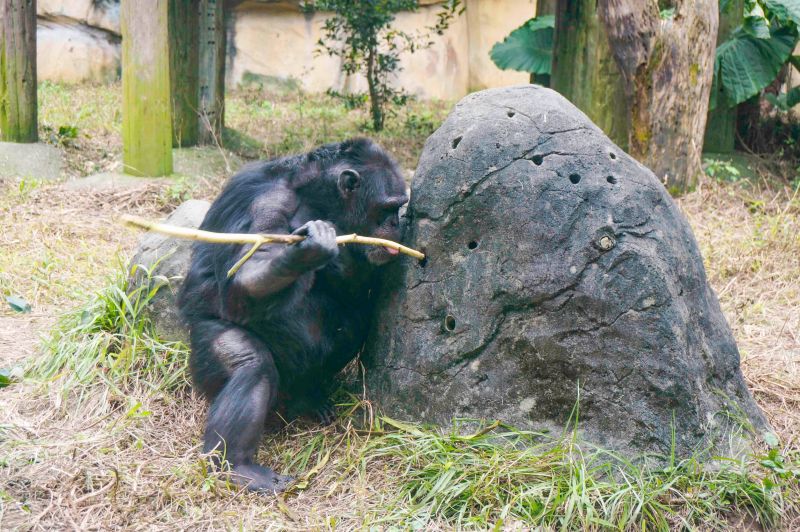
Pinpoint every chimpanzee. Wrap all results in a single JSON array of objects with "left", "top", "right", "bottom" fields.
[{"left": 177, "top": 138, "right": 408, "bottom": 493}]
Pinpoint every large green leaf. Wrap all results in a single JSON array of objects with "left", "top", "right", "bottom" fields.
[
  {"left": 712, "top": 26, "right": 796, "bottom": 109},
  {"left": 489, "top": 16, "right": 554, "bottom": 75},
  {"left": 743, "top": 10, "right": 771, "bottom": 39},
  {"left": 765, "top": 0, "right": 800, "bottom": 25}
]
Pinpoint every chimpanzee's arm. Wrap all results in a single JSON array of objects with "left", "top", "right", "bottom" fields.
[{"left": 229, "top": 185, "right": 339, "bottom": 300}]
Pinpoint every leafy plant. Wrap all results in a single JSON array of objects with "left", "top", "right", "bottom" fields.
[
  {"left": 765, "top": 84, "right": 800, "bottom": 110},
  {"left": 489, "top": 16, "right": 554, "bottom": 77},
  {"left": 42, "top": 123, "right": 79, "bottom": 146},
  {"left": 305, "top": 0, "right": 463, "bottom": 131},
  {"left": 711, "top": 0, "right": 800, "bottom": 110},
  {"left": 704, "top": 157, "right": 743, "bottom": 182},
  {"left": 162, "top": 176, "right": 195, "bottom": 207}
]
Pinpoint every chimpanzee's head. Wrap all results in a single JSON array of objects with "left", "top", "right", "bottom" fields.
[{"left": 311, "top": 138, "right": 409, "bottom": 265}]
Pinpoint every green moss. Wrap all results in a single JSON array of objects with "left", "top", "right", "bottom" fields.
[{"left": 690, "top": 63, "right": 700, "bottom": 86}]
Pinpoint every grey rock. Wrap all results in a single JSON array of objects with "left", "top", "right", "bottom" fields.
[
  {"left": 363, "top": 85, "right": 767, "bottom": 457},
  {"left": 0, "top": 142, "right": 63, "bottom": 180},
  {"left": 129, "top": 200, "right": 210, "bottom": 344}
]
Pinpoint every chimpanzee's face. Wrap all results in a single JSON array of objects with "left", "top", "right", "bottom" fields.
[{"left": 335, "top": 154, "right": 408, "bottom": 266}]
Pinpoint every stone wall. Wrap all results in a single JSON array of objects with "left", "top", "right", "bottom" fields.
[
  {"left": 36, "top": 0, "right": 534, "bottom": 100},
  {"left": 228, "top": 0, "right": 533, "bottom": 99},
  {"left": 37, "top": 0, "right": 121, "bottom": 84}
]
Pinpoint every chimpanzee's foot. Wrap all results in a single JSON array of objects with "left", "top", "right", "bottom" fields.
[
  {"left": 228, "top": 464, "right": 293, "bottom": 494},
  {"left": 313, "top": 400, "right": 338, "bottom": 425},
  {"left": 284, "top": 394, "right": 338, "bottom": 425}
]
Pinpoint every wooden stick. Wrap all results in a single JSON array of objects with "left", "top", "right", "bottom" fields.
[{"left": 120, "top": 214, "right": 426, "bottom": 278}]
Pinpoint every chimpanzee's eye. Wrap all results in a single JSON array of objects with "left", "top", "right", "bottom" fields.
[{"left": 383, "top": 209, "right": 399, "bottom": 226}]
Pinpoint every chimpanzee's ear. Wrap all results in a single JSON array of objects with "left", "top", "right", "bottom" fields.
[{"left": 337, "top": 169, "right": 361, "bottom": 196}]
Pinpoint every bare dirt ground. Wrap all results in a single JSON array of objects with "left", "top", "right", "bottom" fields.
[{"left": 0, "top": 84, "right": 798, "bottom": 530}]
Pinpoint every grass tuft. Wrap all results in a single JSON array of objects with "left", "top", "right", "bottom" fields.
[
  {"left": 272, "top": 408, "right": 800, "bottom": 530},
  {"left": 29, "top": 259, "right": 189, "bottom": 399}
]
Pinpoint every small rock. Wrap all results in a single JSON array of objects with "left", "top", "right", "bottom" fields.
[{"left": 129, "top": 200, "right": 210, "bottom": 344}]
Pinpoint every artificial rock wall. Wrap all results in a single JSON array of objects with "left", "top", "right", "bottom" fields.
[{"left": 36, "top": 0, "right": 534, "bottom": 100}]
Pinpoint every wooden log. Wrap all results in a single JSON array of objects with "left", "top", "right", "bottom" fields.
[
  {"left": 198, "top": 0, "right": 225, "bottom": 145},
  {"left": 169, "top": 0, "right": 199, "bottom": 147},
  {"left": 121, "top": 0, "right": 173, "bottom": 176},
  {"left": 0, "top": 0, "right": 37, "bottom": 143}
]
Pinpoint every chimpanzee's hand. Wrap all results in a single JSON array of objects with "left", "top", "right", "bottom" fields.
[{"left": 286, "top": 220, "right": 339, "bottom": 271}]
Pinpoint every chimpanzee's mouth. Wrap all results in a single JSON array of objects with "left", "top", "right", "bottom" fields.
[{"left": 383, "top": 246, "right": 399, "bottom": 256}]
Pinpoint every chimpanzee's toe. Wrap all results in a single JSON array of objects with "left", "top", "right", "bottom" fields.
[
  {"left": 314, "top": 401, "right": 338, "bottom": 425},
  {"left": 229, "top": 464, "right": 294, "bottom": 494}
]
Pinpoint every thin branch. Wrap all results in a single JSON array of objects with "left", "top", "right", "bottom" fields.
[{"left": 121, "top": 214, "right": 426, "bottom": 278}]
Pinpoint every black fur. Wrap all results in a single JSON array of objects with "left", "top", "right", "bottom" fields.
[{"left": 177, "top": 138, "right": 407, "bottom": 493}]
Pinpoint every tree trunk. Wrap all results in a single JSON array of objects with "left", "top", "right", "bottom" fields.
[
  {"left": 704, "top": 0, "right": 743, "bottom": 153},
  {"left": 597, "top": 0, "right": 719, "bottom": 194},
  {"left": 551, "top": 0, "right": 629, "bottom": 148},
  {"left": 536, "top": 0, "right": 556, "bottom": 14},
  {"left": 366, "top": 48, "right": 383, "bottom": 131},
  {"left": 168, "top": 0, "right": 199, "bottom": 147},
  {"left": 0, "top": 0, "right": 37, "bottom": 143},
  {"left": 121, "top": 0, "right": 173, "bottom": 176},
  {"left": 198, "top": 0, "right": 225, "bottom": 145}
]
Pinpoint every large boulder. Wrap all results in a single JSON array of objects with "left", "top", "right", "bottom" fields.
[
  {"left": 129, "top": 200, "right": 209, "bottom": 345},
  {"left": 363, "top": 85, "right": 768, "bottom": 457}
]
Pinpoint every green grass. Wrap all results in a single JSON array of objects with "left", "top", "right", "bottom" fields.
[
  {"left": 29, "top": 258, "right": 189, "bottom": 399},
  {"left": 270, "top": 409, "right": 799, "bottom": 530},
  {"left": 225, "top": 80, "right": 449, "bottom": 170},
  {"left": 31, "top": 81, "right": 448, "bottom": 178}
]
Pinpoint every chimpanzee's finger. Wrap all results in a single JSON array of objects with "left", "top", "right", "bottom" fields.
[{"left": 292, "top": 222, "right": 312, "bottom": 236}]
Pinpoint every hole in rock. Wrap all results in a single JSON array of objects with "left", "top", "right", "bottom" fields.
[
  {"left": 495, "top": 143, "right": 501, "bottom": 149},
  {"left": 444, "top": 315, "right": 456, "bottom": 331},
  {"left": 609, "top": 152, "right": 617, "bottom": 160},
  {"left": 417, "top": 248, "right": 428, "bottom": 268},
  {"left": 468, "top": 240, "right": 479, "bottom": 250},
  {"left": 507, "top": 110, "right": 516, "bottom": 118},
  {"left": 532, "top": 154, "right": 544, "bottom": 166},
  {"left": 569, "top": 173, "right": 581, "bottom": 184},
  {"left": 452, "top": 136, "right": 462, "bottom": 149},
  {"left": 607, "top": 175, "right": 617, "bottom": 184}
]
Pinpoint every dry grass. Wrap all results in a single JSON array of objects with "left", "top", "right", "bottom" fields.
[
  {"left": 682, "top": 178, "right": 800, "bottom": 450},
  {"left": 0, "top": 82, "right": 798, "bottom": 530}
]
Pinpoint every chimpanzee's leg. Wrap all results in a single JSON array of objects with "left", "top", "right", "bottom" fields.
[{"left": 189, "top": 320, "right": 292, "bottom": 493}]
